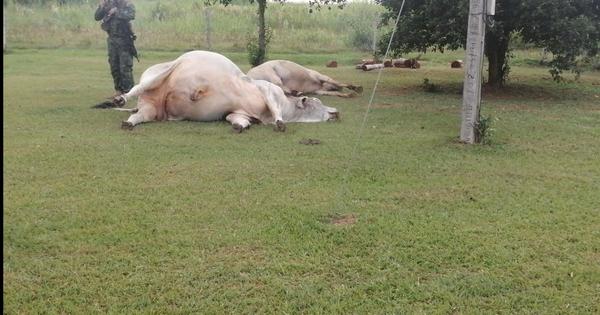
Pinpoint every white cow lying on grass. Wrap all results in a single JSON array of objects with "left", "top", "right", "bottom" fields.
[
  {"left": 247, "top": 60, "right": 363, "bottom": 98},
  {"left": 109, "top": 51, "right": 339, "bottom": 132}
]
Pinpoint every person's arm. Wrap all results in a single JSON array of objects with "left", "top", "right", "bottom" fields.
[
  {"left": 114, "top": 2, "right": 135, "bottom": 21},
  {"left": 94, "top": 0, "right": 108, "bottom": 21}
]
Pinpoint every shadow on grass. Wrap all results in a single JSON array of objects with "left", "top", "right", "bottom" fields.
[
  {"left": 481, "top": 82, "right": 596, "bottom": 102},
  {"left": 379, "top": 80, "right": 597, "bottom": 103},
  {"left": 446, "top": 136, "right": 508, "bottom": 150}
]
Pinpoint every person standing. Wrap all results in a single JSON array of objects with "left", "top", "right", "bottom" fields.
[{"left": 95, "top": 0, "right": 137, "bottom": 97}]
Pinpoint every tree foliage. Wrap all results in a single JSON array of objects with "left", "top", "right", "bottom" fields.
[
  {"left": 377, "top": 0, "right": 600, "bottom": 86},
  {"left": 519, "top": 0, "right": 600, "bottom": 80}
]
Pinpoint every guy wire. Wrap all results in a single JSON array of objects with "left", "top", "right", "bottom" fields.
[{"left": 331, "top": 0, "right": 406, "bottom": 214}]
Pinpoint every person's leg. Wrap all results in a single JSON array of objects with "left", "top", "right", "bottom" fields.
[
  {"left": 118, "top": 44, "right": 134, "bottom": 93},
  {"left": 108, "top": 38, "right": 122, "bottom": 95}
]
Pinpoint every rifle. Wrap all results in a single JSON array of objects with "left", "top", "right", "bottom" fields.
[{"left": 125, "top": 21, "right": 139, "bottom": 62}]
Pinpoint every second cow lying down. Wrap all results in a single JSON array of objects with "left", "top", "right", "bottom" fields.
[
  {"left": 247, "top": 60, "right": 363, "bottom": 98},
  {"left": 112, "top": 51, "right": 339, "bottom": 132}
]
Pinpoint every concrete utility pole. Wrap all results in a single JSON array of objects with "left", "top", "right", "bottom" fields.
[{"left": 460, "top": 0, "right": 494, "bottom": 143}]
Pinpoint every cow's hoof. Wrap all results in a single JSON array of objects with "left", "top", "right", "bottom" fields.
[
  {"left": 113, "top": 95, "right": 126, "bottom": 107},
  {"left": 121, "top": 121, "right": 134, "bottom": 130},
  {"left": 352, "top": 85, "right": 363, "bottom": 93},
  {"left": 328, "top": 112, "right": 340, "bottom": 122},
  {"left": 232, "top": 123, "right": 245, "bottom": 133},
  {"left": 274, "top": 120, "right": 286, "bottom": 132},
  {"left": 346, "top": 91, "right": 359, "bottom": 98}
]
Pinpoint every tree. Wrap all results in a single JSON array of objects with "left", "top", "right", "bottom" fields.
[
  {"left": 208, "top": 0, "right": 347, "bottom": 66},
  {"left": 377, "top": 0, "right": 600, "bottom": 87}
]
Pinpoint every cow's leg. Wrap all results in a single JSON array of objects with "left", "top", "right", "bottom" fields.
[
  {"left": 322, "top": 82, "right": 342, "bottom": 91},
  {"left": 314, "top": 90, "right": 358, "bottom": 98},
  {"left": 324, "top": 81, "right": 362, "bottom": 94},
  {"left": 113, "top": 107, "right": 139, "bottom": 113},
  {"left": 253, "top": 81, "right": 287, "bottom": 132},
  {"left": 114, "top": 60, "right": 178, "bottom": 106},
  {"left": 316, "top": 73, "right": 363, "bottom": 94},
  {"left": 339, "top": 82, "right": 363, "bottom": 93},
  {"left": 121, "top": 104, "right": 157, "bottom": 130},
  {"left": 262, "top": 99, "right": 286, "bottom": 132},
  {"left": 349, "top": 85, "right": 363, "bottom": 93},
  {"left": 225, "top": 113, "right": 252, "bottom": 133},
  {"left": 265, "top": 75, "right": 294, "bottom": 96},
  {"left": 113, "top": 83, "right": 145, "bottom": 107}
]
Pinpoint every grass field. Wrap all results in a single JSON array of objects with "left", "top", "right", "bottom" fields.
[{"left": 3, "top": 47, "right": 600, "bottom": 313}]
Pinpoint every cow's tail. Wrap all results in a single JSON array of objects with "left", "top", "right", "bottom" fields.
[{"left": 118, "top": 59, "right": 182, "bottom": 105}]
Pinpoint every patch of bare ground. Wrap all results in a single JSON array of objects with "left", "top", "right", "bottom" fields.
[{"left": 327, "top": 213, "right": 357, "bottom": 226}]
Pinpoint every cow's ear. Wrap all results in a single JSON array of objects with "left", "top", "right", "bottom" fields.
[{"left": 296, "top": 97, "right": 308, "bottom": 109}]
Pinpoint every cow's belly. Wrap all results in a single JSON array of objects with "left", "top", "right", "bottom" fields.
[
  {"left": 163, "top": 70, "right": 269, "bottom": 123},
  {"left": 166, "top": 99, "right": 232, "bottom": 122},
  {"left": 163, "top": 78, "right": 236, "bottom": 122},
  {"left": 185, "top": 103, "right": 230, "bottom": 121}
]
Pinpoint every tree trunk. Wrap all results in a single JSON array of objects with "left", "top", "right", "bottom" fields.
[
  {"left": 257, "top": 0, "right": 267, "bottom": 65},
  {"left": 485, "top": 32, "right": 510, "bottom": 87}
]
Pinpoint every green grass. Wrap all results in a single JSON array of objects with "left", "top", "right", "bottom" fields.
[{"left": 4, "top": 48, "right": 600, "bottom": 314}]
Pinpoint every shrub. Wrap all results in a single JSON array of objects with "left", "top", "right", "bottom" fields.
[
  {"left": 474, "top": 114, "right": 497, "bottom": 145},
  {"left": 246, "top": 27, "right": 271, "bottom": 66}
]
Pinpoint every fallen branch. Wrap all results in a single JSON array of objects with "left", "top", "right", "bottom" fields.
[{"left": 362, "top": 63, "right": 385, "bottom": 71}]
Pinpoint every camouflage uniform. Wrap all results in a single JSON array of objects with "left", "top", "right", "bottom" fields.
[{"left": 95, "top": 0, "right": 136, "bottom": 94}]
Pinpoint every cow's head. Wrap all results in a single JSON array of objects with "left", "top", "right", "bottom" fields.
[{"left": 283, "top": 96, "right": 339, "bottom": 123}]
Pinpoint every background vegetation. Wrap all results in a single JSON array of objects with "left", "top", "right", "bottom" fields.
[{"left": 4, "top": 0, "right": 388, "bottom": 53}]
